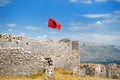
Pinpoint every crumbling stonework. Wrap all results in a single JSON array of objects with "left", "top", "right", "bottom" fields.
[
  {"left": 73, "top": 63, "right": 120, "bottom": 79},
  {"left": 94, "top": 64, "right": 106, "bottom": 78},
  {"left": 106, "top": 63, "right": 120, "bottom": 79},
  {"left": 45, "top": 66, "right": 54, "bottom": 80},
  {"left": 0, "top": 34, "right": 80, "bottom": 77},
  {"left": 44, "top": 58, "right": 54, "bottom": 80},
  {"left": 0, "top": 48, "right": 45, "bottom": 77}
]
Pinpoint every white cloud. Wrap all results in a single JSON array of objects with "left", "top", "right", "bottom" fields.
[
  {"left": 91, "top": 34, "right": 118, "bottom": 41},
  {"left": 80, "top": 0, "right": 92, "bottom": 4},
  {"left": 115, "top": 0, "right": 120, "bottom": 2},
  {"left": 25, "top": 26, "right": 40, "bottom": 30},
  {"left": 7, "top": 23, "right": 16, "bottom": 27},
  {"left": 100, "top": 10, "right": 120, "bottom": 24},
  {"left": 68, "top": 21, "right": 106, "bottom": 31},
  {"left": 69, "top": 22, "right": 88, "bottom": 31},
  {"left": 114, "top": 10, "right": 120, "bottom": 14},
  {"left": 69, "top": 0, "right": 120, "bottom": 4},
  {"left": 72, "top": 10, "right": 120, "bottom": 31},
  {"left": 102, "top": 18, "right": 117, "bottom": 24},
  {"left": 60, "top": 32, "right": 120, "bottom": 45},
  {"left": 69, "top": 0, "right": 92, "bottom": 4},
  {"left": 91, "top": 33, "right": 119, "bottom": 45},
  {"left": 8, "top": 29, "right": 13, "bottom": 32},
  {"left": 95, "top": 0, "right": 107, "bottom": 2},
  {"left": 0, "top": 0, "right": 11, "bottom": 6},
  {"left": 95, "top": 21, "right": 102, "bottom": 24},
  {"left": 69, "top": 26, "right": 81, "bottom": 31},
  {"left": 69, "top": 10, "right": 120, "bottom": 45},
  {"left": 81, "top": 33, "right": 120, "bottom": 45},
  {"left": 82, "top": 14, "right": 111, "bottom": 18},
  {"left": 69, "top": 0, "right": 109, "bottom": 4},
  {"left": 80, "top": 10, "right": 120, "bottom": 24},
  {"left": 69, "top": 0, "right": 78, "bottom": 3},
  {"left": 88, "top": 21, "right": 106, "bottom": 27}
]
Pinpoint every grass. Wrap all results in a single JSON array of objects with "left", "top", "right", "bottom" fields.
[
  {"left": 29, "top": 71, "right": 44, "bottom": 79},
  {"left": 0, "top": 69, "right": 118, "bottom": 80}
]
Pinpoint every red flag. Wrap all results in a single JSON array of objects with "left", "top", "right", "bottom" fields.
[{"left": 48, "top": 18, "right": 61, "bottom": 30}]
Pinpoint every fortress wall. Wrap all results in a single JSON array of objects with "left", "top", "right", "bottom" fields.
[
  {"left": 0, "top": 36, "right": 71, "bottom": 55},
  {"left": 0, "top": 34, "right": 80, "bottom": 77},
  {"left": 53, "top": 53, "right": 79, "bottom": 69},
  {"left": 0, "top": 48, "right": 45, "bottom": 77}
]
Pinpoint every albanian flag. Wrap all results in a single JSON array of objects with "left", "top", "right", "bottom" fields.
[{"left": 48, "top": 18, "right": 61, "bottom": 30}]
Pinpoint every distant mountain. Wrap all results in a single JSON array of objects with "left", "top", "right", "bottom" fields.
[{"left": 80, "top": 42, "right": 120, "bottom": 64}]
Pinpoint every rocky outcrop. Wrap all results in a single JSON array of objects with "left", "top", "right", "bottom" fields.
[
  {"left": 73, "top": 63, "right": 120, "bottom": 79},
  {"left": 106, "top": 63, "right": 120, "bottom": 79}
]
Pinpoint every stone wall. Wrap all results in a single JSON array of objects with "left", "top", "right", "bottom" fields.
[
  {"left": 106, "top": 63, "right": 120, "bottom": 79},
  {"left": 73, "top": 63, "right": 120, "bottom": 79},
  {"left": 0, "top": 48, "right": 45, "bottom": 77},
  {"left": 0, "top": 34, "right": 80, "bottom": 77},
  {"left": 0, "top": 35, "right": 71, "bottom": 55}
]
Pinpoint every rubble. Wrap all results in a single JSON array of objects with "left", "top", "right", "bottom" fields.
[{"left": 73, "top": 63, "right": 120, "bottom": 79}]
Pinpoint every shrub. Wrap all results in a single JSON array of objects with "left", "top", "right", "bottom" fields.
[
  {"left": 0, "top": 34, "right": 2, "bottom": 38},
  {"left": 8, "top": 38, "right": 12, "bottom": 42}
]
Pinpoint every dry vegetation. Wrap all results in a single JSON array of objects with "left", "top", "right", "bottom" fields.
[{"left": 0, "top": 69, "right": 118, "bottom": 80}]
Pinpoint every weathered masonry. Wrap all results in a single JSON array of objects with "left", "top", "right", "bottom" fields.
[{"left": 0, "top": 34, "right": 80, "bottom": 77}]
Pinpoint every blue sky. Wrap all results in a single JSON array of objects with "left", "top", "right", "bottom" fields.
[{"left": 0, "top": 0, "right": 120, "bottom": 45}]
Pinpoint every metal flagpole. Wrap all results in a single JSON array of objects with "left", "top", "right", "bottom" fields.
[{"left": 47, "top": 27, "right": 50, "bottom": 40}]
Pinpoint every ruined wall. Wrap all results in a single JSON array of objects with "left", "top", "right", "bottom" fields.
[
  {"left": 0, "top": 48, "right": 45, "bottom": 77},
  {"left": 106, "top": 63, "right": 120, "bottom": 79},
  {"left": 0, "top": 34, "right": 71, "bottom": 55},
  {"left": 0, "top": 34, "right": 80, "bottom": 77},
  {"left": 73, "top": 63, "right": 120, "bottom": 79}
]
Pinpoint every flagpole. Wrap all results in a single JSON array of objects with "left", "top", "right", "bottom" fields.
[{"left": 47, "top": 28, "right": 50, "bottom": 40}]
